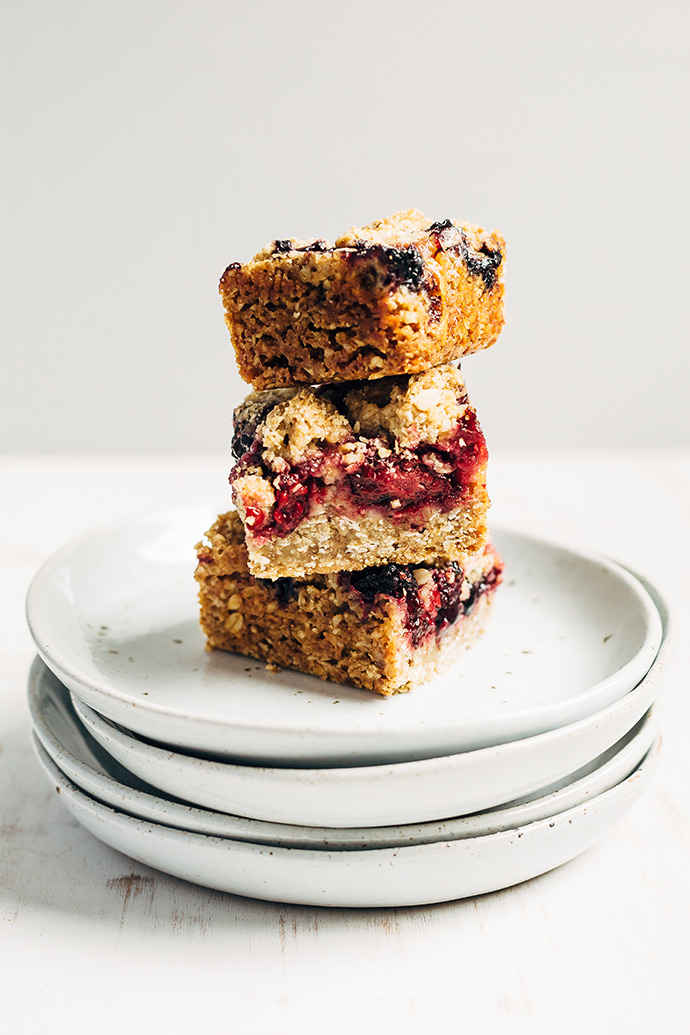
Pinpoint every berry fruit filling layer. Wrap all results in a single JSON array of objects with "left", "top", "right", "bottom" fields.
[
  {"left": 230, "top": 364, "right": 488, "bottom": 542},
  {"left": 341, "top": 556, "right": 503, "bottom": 649}
]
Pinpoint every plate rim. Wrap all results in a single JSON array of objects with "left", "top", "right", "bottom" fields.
[
  {"left": 33, "top": 732, "right": 662, "bottom": 858},
  {"left": 63, "top": 651, "right": 664, "bottom": 826},
  {"left": 32, "top": 734, "right": 662, "bottom": 905},
  {"left": 29, "top": 657, "right": 659, "bottom": 847}
]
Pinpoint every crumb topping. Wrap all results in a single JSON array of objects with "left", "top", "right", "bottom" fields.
[
  {"left": 342, "top": 365, "right": 468, "bottom": 448},
  {"left": 229, "top": 363, "right": 487, "bottom": 547},
  {"left": 335, "top": 208, "right": 430, "bottom": 248},
  {"left": 233, "top": 364, "right": 472, "bottom": 472},
  {"left": 259, "top": 390, "right": 351, "bottom": 463}
]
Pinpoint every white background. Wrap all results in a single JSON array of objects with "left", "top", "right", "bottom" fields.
[{"left": 2, "top": 0, "right": 688, "bottom": 452}]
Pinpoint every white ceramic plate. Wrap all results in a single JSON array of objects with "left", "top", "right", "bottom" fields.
[
  {"left": 33, "top": 736, "right": 661, "bottom": 907},
  {"left": 30, "top": 658, "right": 658, "bottom": 849},
  {"left": 70, "top": 624, "right": 667, "bottom": 827},
  {"left": 26, "top": 503, "right": 662, "bottom": 766}
]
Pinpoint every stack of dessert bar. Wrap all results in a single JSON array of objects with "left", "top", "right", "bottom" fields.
[{"left": 196, "top": 209, "right": 506, "bottom": 695}]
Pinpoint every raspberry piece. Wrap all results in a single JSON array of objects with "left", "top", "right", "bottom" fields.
[{"left": 244, "top": 506, "right": 266, "bottom": 531}]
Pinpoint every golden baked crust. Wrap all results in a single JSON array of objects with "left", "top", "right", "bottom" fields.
[
  {"left": 220, "top": 208, "right": 505, "bottom": 389},
  {"left": 194, "top": 511, "right": 503, "bottom": 696}
]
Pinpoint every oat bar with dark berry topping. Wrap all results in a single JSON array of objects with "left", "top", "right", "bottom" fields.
[
  {"left": 195, "top": 510, "right": 503, "bottom": 696},
  {"left": 229, "top": 362, "right": 489, "bottom": 579},
  {"left": 220, "top": 208, "right": 505, "bottom": 389}
]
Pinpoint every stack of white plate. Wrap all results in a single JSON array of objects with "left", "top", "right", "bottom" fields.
[{"left": 26, "top": 504, "right": 671, "bottom": 908}]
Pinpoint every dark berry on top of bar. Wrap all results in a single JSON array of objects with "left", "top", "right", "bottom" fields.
[
  {"left": 466, "top": 243, "right": 502, "bottom": 290},
  {"left": 427, "top": 220, "right": 502, "bottom": 290},
  {"left": 428, "top": 219, "right": 454, "bottom": 233},
  {"left": 376, "top": 245, "right": 426, "bottom": 290},
  {"left": 349, "top": 244, "right": 426, "bottom": 292},
  {"left": 272, "top": 239, "right": 293, "bottom": 253},
  {"left": 297, "top": 240, "right": 329, "bottom": 252}
]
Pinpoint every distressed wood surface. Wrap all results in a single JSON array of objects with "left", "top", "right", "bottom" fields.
[{"left": 1, "top": 452, "right": 689, "bottom": 1034}]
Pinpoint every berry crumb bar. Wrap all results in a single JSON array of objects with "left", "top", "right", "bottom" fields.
[
  {"left": 220, "top": 208, "right": 505, "bottom": 389},
  {"left": 230, "top": 363, "right": 490, "bottom": 578},
  {"left": 195, "top": 511, "right": 503, "bottom": 696}
]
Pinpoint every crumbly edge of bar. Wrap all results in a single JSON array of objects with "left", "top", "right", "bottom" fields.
[
  {"left": 196, "top": 564, "right": 406, "bottom": 694},
  {"left": 194, "top": 511, "right": 499, "bottom": 695},
  {"left": 219, "top": 211, "right": 505, "bottom": 389},
  {"left": 197, "top": 578, "right": 495, "bottom": 696},
  {"left": 237, "top": 492, "right": 489, "bottom": 579},
  {"left": 221, "top": 263, "right": 458, "bottom": 388}
]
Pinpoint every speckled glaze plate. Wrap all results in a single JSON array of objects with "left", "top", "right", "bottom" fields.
[
  {"left": 33, "top": 736, "right": 661, "bottom": 907},
  {"left": 30, "top": 658, "right": 659, "bottom": 847},
  {"left": 69, "top": 645, "right": 664, "bottom": 828},
  {"left": 26, "top": 503, "right": 663, "bottom": 766}
]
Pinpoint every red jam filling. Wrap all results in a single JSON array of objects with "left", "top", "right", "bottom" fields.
[
  {"left": 341, "top": 560, "right": 503, "bottom": 649},
  {"left": 231, "top": 409, "right": 487, "bottom": 540}
]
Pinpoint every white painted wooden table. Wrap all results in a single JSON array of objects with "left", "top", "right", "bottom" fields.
[{"left": 1, "top": 452, "right": 689, "bottom": 1034}]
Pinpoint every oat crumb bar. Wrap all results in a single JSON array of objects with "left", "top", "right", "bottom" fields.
[
  {"left": 230, "top": 363, "right": 490, "bottom": 579},
  {"left": 220, "top": 208, "right": 505, "bottom": 389},
  {"left": 195, "top": 511, "right": 503, "bottom": 696}
]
